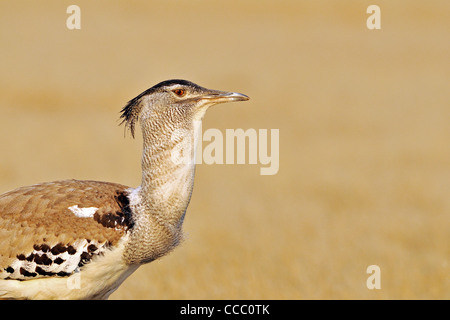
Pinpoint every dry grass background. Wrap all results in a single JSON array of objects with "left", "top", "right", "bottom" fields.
[{"left": 0, "top": 0, "right": 448, "bottom": 299}]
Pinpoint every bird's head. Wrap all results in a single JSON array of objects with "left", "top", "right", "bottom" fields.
[{"left": 120, "top": 79, "right": 249, "bottom": 138}]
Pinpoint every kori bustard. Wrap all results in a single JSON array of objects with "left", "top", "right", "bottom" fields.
[{"left": 0, "top": 79, "right": 249, "bottom": 299}]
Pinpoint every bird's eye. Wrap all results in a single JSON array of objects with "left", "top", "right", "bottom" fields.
[{"left": 173, "top": 89, "right": 186, "bottom": 97}]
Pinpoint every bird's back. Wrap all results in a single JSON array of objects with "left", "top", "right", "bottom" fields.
[{"left": 0, "top": 179, "right": 136, "bottom": 299}]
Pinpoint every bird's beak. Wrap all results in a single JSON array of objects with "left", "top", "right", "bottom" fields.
[{"left": 201, "top": 90, "right": 250, "bottom": 104}]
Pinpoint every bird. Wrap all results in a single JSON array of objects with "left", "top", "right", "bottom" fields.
[{"left": 0, "top": 79, "right": 249, "bottom": 299}]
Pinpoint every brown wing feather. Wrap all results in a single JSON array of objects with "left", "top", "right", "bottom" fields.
[{"left": 0, "top": 180, "right": 134, "bottom": 279}]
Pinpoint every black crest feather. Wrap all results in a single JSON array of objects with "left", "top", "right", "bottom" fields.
[{"left": 120, "top": 93, "right": 145, "bottom": 138}]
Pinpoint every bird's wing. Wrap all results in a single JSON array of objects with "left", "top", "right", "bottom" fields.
[{"left": 0, "top": 180, "right": 134, "bottom": 280}]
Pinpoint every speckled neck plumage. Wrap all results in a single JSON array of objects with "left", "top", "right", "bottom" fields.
[{"left": 123, "top": 96, "right": 199, "bottom": 265}]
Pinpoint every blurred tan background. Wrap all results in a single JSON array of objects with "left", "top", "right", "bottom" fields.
[{"left": 0, "top": 0, "right": 448, "bottom": 299}]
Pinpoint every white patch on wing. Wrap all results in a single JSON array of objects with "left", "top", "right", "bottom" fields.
[{"left": 68, "top": 205, "right": 98, "bottom": 218}]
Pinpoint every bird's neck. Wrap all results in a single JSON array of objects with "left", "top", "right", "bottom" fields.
[
  {"left": 140, "top": 128, "right": 197, "bottom": 222},
  {"left": 124, "top": 117, "right": 201, "bottom": 264}
]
